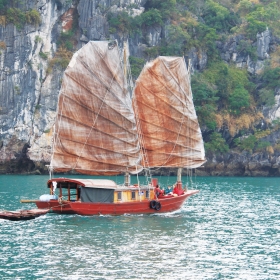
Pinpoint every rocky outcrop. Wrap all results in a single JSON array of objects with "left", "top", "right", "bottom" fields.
[
  {"left": 217, "top": 28, "right": 273, "bottom": 74},
  {"left": 196, "top": 150, "right": 280, "bottom": 177},
  {"left": 263, "top": 87, "right": 280, "bottom": 121},
  {"left": 0, "top": 0, "right": 72, "bottom": 172},
  {"left": 0, "top": 1, "right": 280, "bottom": 175}
]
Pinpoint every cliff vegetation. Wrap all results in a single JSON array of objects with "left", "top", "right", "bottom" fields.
[{"left": 0, "top": 0, "right": 280, "bottom": 176}]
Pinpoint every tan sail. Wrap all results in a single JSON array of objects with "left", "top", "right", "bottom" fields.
[
  {"left": 50, "top": 41, "right": 142, "bottom": 175},
  {"left": 133, "top": 56, "right": 206, "bottom": 169}
]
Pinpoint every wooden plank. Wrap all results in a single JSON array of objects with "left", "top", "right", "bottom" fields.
[{"left": 20, "top": 200, "right": 37, "bottom": 203}]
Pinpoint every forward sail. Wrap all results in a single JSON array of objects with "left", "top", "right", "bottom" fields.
[
  {"left": 50, "top": 41, "right": 142, "bottom": 175},
  {"left": 133, "top": 56, "right": 206, "bottom": 169}
]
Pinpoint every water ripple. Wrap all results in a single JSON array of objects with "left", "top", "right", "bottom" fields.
[{"left": 0, "top": 175, "right": 279, "bottom": 279}]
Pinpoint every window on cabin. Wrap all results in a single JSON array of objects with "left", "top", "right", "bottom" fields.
[
  {"left": 146, "top": 190, "right": 149, "bottom": 198},
  {"left": 131, "top": 191, "right": 136, "bottom": 200},
  {"left": 117, "top": 192, "right": 122, "bottom": 201}
]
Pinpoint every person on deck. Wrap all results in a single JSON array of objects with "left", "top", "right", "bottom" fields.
[
  {"left": 165, "top": 185, "right": 173, "bottom": 195},
  {"left": 154, "top": 184, "right": 164, "bottom": 198},
  {"left": 173, "top": 184, "right": 185, "bottom": 196}
]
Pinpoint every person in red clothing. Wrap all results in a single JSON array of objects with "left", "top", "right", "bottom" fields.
[
  {"left": 154, "top": 184, "right": 164, "bottom": 198},
  {"left": 173, "top": 184, "right": 185, "bottom": 196}
]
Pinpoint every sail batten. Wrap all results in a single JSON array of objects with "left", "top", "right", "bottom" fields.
[
  {"left": 50, "top": 41, "right": 142, "bottom": 175},
  {"left": 133, "top": 56, "right": 206, "bottom": 169}
]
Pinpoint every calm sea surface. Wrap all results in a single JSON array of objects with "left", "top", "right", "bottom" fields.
[{"left": 0, "top": 175, "right": 279, "bottom": 279}]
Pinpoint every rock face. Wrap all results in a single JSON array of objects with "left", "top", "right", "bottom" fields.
[
  {"left": 218, "top": 28, "right": 272, "bottom": 74},
  {"left": 0, "top": 0, "right": 72, "bottom": 173},
  {"left": 197, "top": 150, "right": 280, "bottom": 177},
  {"left": 0, "top": 1, "right": 280, "bottom": 175}
]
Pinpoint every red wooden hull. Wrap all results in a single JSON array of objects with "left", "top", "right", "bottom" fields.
[
  {"left": 35, "top": 200, "right": 75, "bottom": 214},
  {"left": 68, "top": 190, "right": 199, "bottom": 216}
]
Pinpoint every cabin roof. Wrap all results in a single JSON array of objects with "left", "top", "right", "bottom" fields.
[
  {"left": 47, "top": 178, "right": 153, "bottom": 190},
  {"left": 48, "top": 178, "right": 117, "bottom": 189}
]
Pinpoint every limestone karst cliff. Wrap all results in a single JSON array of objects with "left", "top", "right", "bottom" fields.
[{"left": 0, "top": 0, "right": 280, "bottom": 175}]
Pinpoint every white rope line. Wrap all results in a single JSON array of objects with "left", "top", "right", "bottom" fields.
[
  {"left": 133, "top": 82, "right": 152, "bottom": 183},
  {"left": 49, "top": 71, "right": 70, "bottom": 176},
  {"left": 122, "top": 44, "right": 144, "bottom": 175}
]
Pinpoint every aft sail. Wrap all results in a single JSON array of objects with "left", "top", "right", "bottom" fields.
[
  {"left": 50, "top": 41, "right": 142, "bottom": 175},
  {"left": 133, "top": 56, "right": 206, "bottom": 169}
]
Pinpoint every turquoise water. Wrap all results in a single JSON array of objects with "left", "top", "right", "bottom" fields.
[{"left": 0, "top": 175, "right": 279, "bottom": 279}]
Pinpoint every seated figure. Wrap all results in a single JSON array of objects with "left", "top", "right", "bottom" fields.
[
  {"left": 165, "top": 186, "right": 173, "bottom": 195},
  {"left": 173, "top": 185, "right": 185, "bottom": 196},
  {"left": 154, "top": 184, "right": 164, "bottom": 198}
]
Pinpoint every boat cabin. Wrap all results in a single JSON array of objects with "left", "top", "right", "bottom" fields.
[{"left": 47, "top": 178, "right": 154, "bottom": 203}]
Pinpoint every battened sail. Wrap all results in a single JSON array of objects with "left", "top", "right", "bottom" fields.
[
  {"left": 133, "top": 56, "right": 206, "bottom": 169},
  {"left": 50, "top": 41, "right": 142, "bottom": 175}
]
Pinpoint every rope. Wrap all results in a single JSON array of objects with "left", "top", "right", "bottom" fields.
[{"left": 133, "top": 82, "right": 152, "bottom": 184}]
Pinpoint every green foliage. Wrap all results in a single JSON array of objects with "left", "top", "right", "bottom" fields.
[
  {"left": 108, "top": 11, "right": 131, "bottom": 34},
  {"left": 192, "top": 73, "right": 218, "bottom": 129},
  {"left": 203, "top": 62, "right": 251, "bottom": 113},
  {"left": 246, "top": 17, "right": 267, "bottom": 39},
  {"left": 35, "top": 35, "right": 42, "bottom": 43},
  {"left": 58, "top": 30, "right": 75, "bottom": 51},
  {"left": 255, "top": 141, "right": 271, "bottom": 152},
  {"left": 6, "top": 8, "right": 41, "bottom": 29},
  {"left": 25, "top": 9, "right": 41, "bottom": 25},
  {"left": 205, "top": 132, "right": 229, "bottom": 154},
  {"left": 236, "top": 39, "right": 257, "bottom": 61},
  {"left": 6, "top": 8, "right": 25, "bottom": 29},
  {"left": 271, "top": 118, "right": 280, "bottom": 129},
  {"left": 141, "top": 9, "right": 163, "bottom": 27},
  {"left": 228, "top": 85, "right": 250, "bottom": 114},
  {"left": 203, "top": 0, "right": 240, "bottom": 33},
  {"left": 244, "top": 3, "right": 280, "bottom": 38},
  {"left": 39, "top": 52, "right": 48, "bottom": 60},
  {"left": 257, "top": 88, "right": 275, "bottom": 107},
  {"left": 194, "top": 24, "right": 219, "bottom": 60},
  {"left": 129, "top": 56, "right": 146, "bottom": 80},
  {"left": 14, "top": 85, "right": 20, "bottom": 95},
  {"left": 0, "top": 0, "right": 7, "bottom": 12},
  {"left": 254, "top": 129, "right": 271, "bottom": 139},
  {"left": 234, "top": 135, "right": 257, "bottom": 153},
  {"left": 238, "top": 0, "right": 254, "bottom": 14},
  {"left": 56, "top": 8, "right": 78, "bottom": 52},
  {"left": 144, "top": 46, "right": 159, "bottom": 59},
  {"left": 145, "top": 0, "right": 176, "bottom": 19},
  {"left": 261, "top": 67, "right": 280, "bottom": 89},
  {"left": 47, "top": 47, "right": 73, "bottom": 74},
  {"left": 35, "top": 104, "right": 41, "bottom": 110},
  {"left": 108, "top": 9, "right": 163, "bottom": 35},
  {"left": 160, "top": 25, "right": 190, "bottom": 56}
]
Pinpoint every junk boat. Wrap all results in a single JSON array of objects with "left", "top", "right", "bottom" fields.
[{"left": 22, "top": 40, "right": 205, "bottom": 215}]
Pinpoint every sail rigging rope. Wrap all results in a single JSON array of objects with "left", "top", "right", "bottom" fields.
[
  {"left": 49, "top": 66, "right": 71, "bottom": 176},
  {"left": 132, "top": 83, "right": 153, "bottom": 184}
]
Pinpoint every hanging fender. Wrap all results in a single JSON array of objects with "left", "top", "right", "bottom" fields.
[
  {"left": 150, "top": 200, "right": 157, "bottom": 209},
  {"left": 155, "top": 201, "right": 161, "bottom": 211},
  {"left": 150, "top": 200, "right": 161, "bottom": 211}
]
